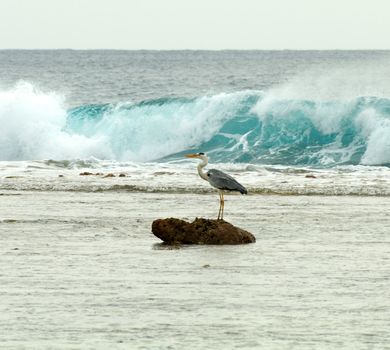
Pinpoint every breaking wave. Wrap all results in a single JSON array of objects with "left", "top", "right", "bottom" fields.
[{"left": 1, "top": 82, "right": 390, "bottom": 167}]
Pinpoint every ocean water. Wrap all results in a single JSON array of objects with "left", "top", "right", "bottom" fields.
[
  {"left": 1, "top": 50, "right": 390, "bottom": 167},
  {"left": 1, "top": 50, "right": 390, "bottom": 194},
  {"left": 1, "top": 51, "right": 390, "bottom": 349}
]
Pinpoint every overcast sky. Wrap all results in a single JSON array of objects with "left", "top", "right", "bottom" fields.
[{"left": 0, "top": 0, "right": 389, "bottom": 50}]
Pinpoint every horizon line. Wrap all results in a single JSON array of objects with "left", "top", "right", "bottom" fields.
[{"left": 1, "top": 48, "right": 390, "bottom": 52}]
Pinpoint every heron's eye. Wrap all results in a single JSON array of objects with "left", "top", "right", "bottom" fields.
[{"left": 199, "top": 152, "right": 205, "bottom": 155}]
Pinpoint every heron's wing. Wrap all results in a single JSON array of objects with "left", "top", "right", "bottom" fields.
[{"left": 207, "top": 169, "right": 247, "bottom": 194}]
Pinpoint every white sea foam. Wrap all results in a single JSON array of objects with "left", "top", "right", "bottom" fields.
[
  {"left": 357, "top": 109, "right": 390, "bottom": 165},
  {"left": 0, "top": 82, "right": 111, "bottom": 161},
  {"left": 1, "top": 160, "right": 390, "bottom": 196}
]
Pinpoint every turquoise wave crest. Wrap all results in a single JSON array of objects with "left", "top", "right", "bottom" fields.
[{"left": 67, "top": 92, "right": 390, "bottom": 166}]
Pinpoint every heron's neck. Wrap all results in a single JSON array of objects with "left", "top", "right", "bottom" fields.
[{"left": 197, "top": 158, "right": 209, "bottom": 181}]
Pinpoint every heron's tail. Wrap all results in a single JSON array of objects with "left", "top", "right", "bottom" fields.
[{"left": 239, "top": 187, "right": 248, "bottom": 195}]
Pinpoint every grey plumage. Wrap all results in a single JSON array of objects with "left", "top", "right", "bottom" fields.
[{"left": 206, "top": 169, "right": 247, "bottom": 194}]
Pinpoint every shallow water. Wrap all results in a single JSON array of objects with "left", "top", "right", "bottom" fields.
[
  {"left": 1, "top": 160, "right": 390, "bottom": 196},
  {"left": 1, "top": 191, "right": 389, "bottom": 349}
]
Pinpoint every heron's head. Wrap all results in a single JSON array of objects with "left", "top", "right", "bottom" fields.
[{"left": 185, "top": 152, "right": 208, "bottom": 161}]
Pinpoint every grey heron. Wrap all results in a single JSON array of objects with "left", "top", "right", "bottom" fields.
[{"left": 185, "top": 152, "right": 247, "bottom": 220}]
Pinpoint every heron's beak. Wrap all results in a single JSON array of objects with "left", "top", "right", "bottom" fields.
[{"left": 185, "top": 153, "right": 199, "bottom": 158}]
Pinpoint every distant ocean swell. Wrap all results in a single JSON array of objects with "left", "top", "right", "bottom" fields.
[{"left": 1, "top": 82, "right": 390, "bottom": 167}]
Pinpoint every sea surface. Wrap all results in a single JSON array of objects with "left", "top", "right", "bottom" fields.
[
  {"left": 1, "top": 50, "right": 390, "bottom": 349},
  {"left": 1, "top": 50, "right": 390, "bottom": 167}
]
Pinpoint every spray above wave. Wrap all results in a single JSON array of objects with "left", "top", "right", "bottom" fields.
[
  {"left": 0, "top": 83, "right": 107, "bottom": 160},
  {"left": 1, "top": 82, "right": 390, "bottom": 166}
]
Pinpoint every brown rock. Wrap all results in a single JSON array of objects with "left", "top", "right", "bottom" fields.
[
  {"left": 305, "top": 174, "right": 317, "bottom": 179},
  {"left": 79, "top": 172, "right": 94, "bottom": 176},
  {"left": 152, "top": 217, "right": 255, "bottom": 245},
  {"left": 118, "top": 173, "right": 126, "bottom": 177},
  {"left": 104, "top": 173, "right": 115, "bottom": 177}
]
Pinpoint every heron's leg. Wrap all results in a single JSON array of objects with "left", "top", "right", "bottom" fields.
[
  {"left": 221, "top": 192, "right": 225, "bottom": 220},
  {"left": 217, "top": 191, "right": 222, "bottom": 220}
]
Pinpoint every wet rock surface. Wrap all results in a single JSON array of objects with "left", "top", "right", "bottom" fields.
[{"left": 152, "top": 217, "right": 256, "bottom": 245}]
